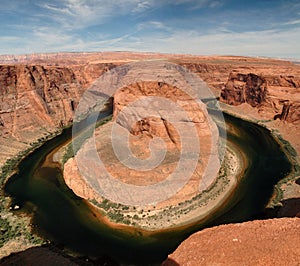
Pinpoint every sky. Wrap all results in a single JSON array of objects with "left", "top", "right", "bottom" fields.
[{"left": 1, "top": 0, "right": 300, "bottom": 59}]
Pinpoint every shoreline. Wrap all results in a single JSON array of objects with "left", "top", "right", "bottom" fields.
[
  {"left": 0, "top": 125, "right": 74, "bottom": 259},
  {"left": 56, "top": 127, "right": 248, "bottom": 233},
  {"left": 74, "top": 144, "right": 246, "bottom": 236}
]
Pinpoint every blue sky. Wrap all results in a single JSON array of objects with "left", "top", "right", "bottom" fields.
[{"left": 1, "top": 0, "right": 300, "bottom": 58}]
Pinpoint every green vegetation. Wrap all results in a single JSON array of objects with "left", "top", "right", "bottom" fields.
[
  {"left": 276, "top": 134, "right": 298, "bottom": 158},
  {"left": 90, "top": 198, "right": 135, "bottom": 225},
  {"left": 62, "top": 143, "right": 75, "bottom": 165},
  {"left": 0, "top": 147, "right": 36, "bottom": 187},
  {"left": 87, "top": 151, "right": 233, "bottom": 228},
  {"left": 0, "top": 211, "right": 44, "bottom": 248},
  {"left": 0, "top": 217, "right": 15, "bottom": 248},
  {"left": 0, "top": 129, "right": 64, "bottom": 251}
]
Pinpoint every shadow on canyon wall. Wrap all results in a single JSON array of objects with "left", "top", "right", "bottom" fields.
[
  {"left": 264, "top": 177, "right": 300, "bottom": 218},
  {"left": 161, "top": 258, "right": 180, "bottom": 266}
]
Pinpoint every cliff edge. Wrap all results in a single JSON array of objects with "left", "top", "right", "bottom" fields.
[{"left": 163, "top": 218, "right": 300, "bottom": 266}]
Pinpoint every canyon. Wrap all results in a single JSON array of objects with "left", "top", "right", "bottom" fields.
[
  {"left": 0, "top": 53, "right": 299, "bottom": 166},
  {"left": 0, "top": 52, "right": 299, "bottom": 264}
]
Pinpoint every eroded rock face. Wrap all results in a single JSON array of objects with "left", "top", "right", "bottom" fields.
[
  {"left": 221, "top": 72, "right": 268, "bottom": 107},
  {"left": 0, "top": 65, "right": 78, "bottom": 131},
  {"left": 274, "top": 100, "right": 300, "bottom": 123},
  {"left": 0, "top": 63, "right": 115, "bottom": 164},
  {"left": 113, "top": 81, "right": 208, "bottom": 142},
  {"left": 163, "top": 218, "right": 300, "bottom": 266},
  {"left": 220, "top": 71, "right": 300, "bottom": 124}
]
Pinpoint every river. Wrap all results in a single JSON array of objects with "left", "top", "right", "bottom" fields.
[{"left": 4, "top": 110, "right": 292, "bottom": 265}]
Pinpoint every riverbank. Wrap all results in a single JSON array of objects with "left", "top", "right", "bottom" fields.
[
  {"left": 219, "top": 102, "right": 300, "bottom": 210},
  {"left": 0, "top": 124, "right": 77, "bottom": 259},
  {"left": 71, "top": 142, "right": 246, "bottom": 232},
  {"left": 0, "top": 127, "right": 73, "bottom": 259}
]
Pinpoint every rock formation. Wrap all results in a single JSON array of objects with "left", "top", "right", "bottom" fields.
[
  {"left": 274, "top": 100, "right": 300, "bottom": 123},
  {"left": 163, "top": 218, "right": 300, "bottom": 266},
  {"left": 220, "top": 70, "right": 300, "bottom": 124},
  {"left": 64, "top": 79, "right": 220, "bottom": 213},
  {"left": 220, "top": 72, "right": 268, "bottom": 107},
  {"left": 0, "top": 63, "right": 115, "bottom": 164}
]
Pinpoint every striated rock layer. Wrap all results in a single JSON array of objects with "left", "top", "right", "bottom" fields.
[
  {"left": 0, "top": 63, "right": 116, "bottom": 165},
  {"left": 1, "top": 54, "right": 300, "bottom": 167}
]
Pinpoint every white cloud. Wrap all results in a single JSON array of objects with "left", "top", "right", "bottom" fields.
[
  {"left": 209, "top": 1, "right": 222, "bottom": 8},
  {"left": 1, "top": 0, "right": 299, "bottom": 59},
  {"left": 132, "top": 1, "right": 152, "bottom": 13},
  {"left": 137, "top": 21, "right": 172, "bottom": 32},
  {"left": 36, "top": 0, "right": 221, "bottom": 30},
  {"left": 0, "top": 36, "right": 21, "bottom": 42},
  {"left": 2, "top": 24, "right": 300, "bottom": 59},
  {"left": 39, "top": 3, "right": 73, "bottom": 16},
  {"left": 36, "top": 0, "right": 158, "bottom": 29},
  {"left": 33, "top": 27, "right": 74, "bottom": 45},
  {"left": 172, "top": 0, "right": 222, "bottom": 9},
  {"left": 284, "top": 19, "right": 300, "bottom": 25}
]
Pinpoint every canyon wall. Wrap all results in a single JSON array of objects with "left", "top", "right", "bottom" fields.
[
  {"left": 0, "top": 63, "right": 115, "bottom": 164},
  {"left": 220, "top": 70, "right": 300, "bottom": 123},
  {"left": 0, "top": 53, "right": 299, "bottom": 167}
]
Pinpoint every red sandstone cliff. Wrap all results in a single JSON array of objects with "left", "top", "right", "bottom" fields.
[
  {"left": 0, "top": 63, "right": 115, "bottom": 164},
  {"left": 220, "top": 70, "right": 300, "bottom": 123},
  {"left": 1, "top": 53, "right": 299, "bottom": 164},
  {"left": 0, "top": 53, "right": 299, "bottom": 168},
  {"left": 220, "top": 72, "right": 268, "bottom": 107}
]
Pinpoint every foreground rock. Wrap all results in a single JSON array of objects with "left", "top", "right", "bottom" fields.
[{"left": 163, "top": 218, "right": 300, "bottom": 266}]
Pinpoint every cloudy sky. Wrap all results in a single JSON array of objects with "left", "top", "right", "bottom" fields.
[{"left": 1, "top": 0, "right": 300, "bottom": 58}]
